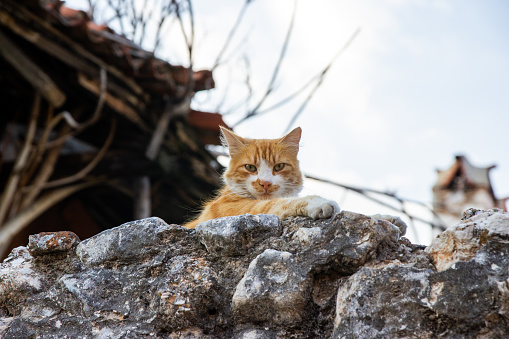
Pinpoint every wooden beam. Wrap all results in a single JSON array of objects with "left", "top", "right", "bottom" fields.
[
  {"left": 0, "top": 181, "right": 98, "bottom": 258},
  {"left": 0, "top": 2, "right": 145, "bottom": 97},
  {"left": 77, "top": 72, "right": 149, "bottom": 130},
  {"left": 0, "top": 10, "right": 148, "bottom": 112},
  {"left": 0, "top": 30, "right": 66, "bottom": 107}
]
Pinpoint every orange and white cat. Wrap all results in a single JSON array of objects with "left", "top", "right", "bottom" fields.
[{"left": 184, "top": 126, "right": 340, "bottom": 228}]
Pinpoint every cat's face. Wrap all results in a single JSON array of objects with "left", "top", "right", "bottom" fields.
[{"left": 221, "top": 127, "right": 303, "bottom": 199}]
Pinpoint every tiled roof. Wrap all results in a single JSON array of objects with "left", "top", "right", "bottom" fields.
[
  {"left": 39, "top": 0, "right": 214, "bottom": 96},
  {"left": 435, "top": 155, "right": 494, "bottom": 189},
  {"left": 0, "top": 0, "right": 227, "bottom": 142}
]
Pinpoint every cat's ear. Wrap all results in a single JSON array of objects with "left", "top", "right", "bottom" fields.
[
  {"left": 220, "top": 126, "right": 246, "bottom": 156},
  {"left": 279, "top": 127, "right": 302, "bottom": 154}
]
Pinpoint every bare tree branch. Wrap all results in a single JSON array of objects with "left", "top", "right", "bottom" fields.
[
  {"left": 146, "top": 100, "right": 173, "bottom": 160},
  {"left": 40, "top": 118, "right": 117, "bottom": 189},
  {"left": 211, "top": 0, "right": 253, "bottom": 72},
  {"left": 173, "top": 0, "right": 196, "bottom": 109},
  {"left": 305, "top": 174, "right": 446, "bottom": 232},
  {"left": 153, "top": 2, "right": 178, "bottom": 54},
  {"left": 18, "top": 119, "right": 73, "bottom": 211},
  {"left": 233, "top": 0, "right": 298, "bottom": 128},
  {"left": 229, "top": 24, "right": 360, "bottom": 130},
  {"left": 44, "top": 68, "right": 107, "bottom": 150},
  {"left": 175, "top": 0, "right": 195, "bottom": 65},
  {"left": 283, "top": 28, "right": 360, "bottom": 133},
  {"left": 0, "top": 181, "right": 99, "bottom": 258},
  {"left": 106, "top": 0, "right": 127, "bottom": 36},
  {"left": 0, "top": 112, "right": 19, "bottom": 179},
  {"left": 0, "top": 93, "right": 40, "bottom": 225}
]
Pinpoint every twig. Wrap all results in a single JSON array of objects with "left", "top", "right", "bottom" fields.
[
  {"left": 40, "top": 119, "right": 117, "bottom": 189},
  {"left": 0, "top": 110, "right": 20, "bottom": 178},
  {"left": 136, "top": 97, "right": 173, "bottom": 220},
  {"left": 0, "top": 181, "right": 99, "bottom": 258},
  {"left": 106, "top": 0, "right": 126, "bottom": 36},
  {"left": 233, "top": 0, "right": 298, "bottom": 128},
  {"left": 44, "top": 68, "right": 107, "bottom": 150},
  {"left": 77, "top": 67, "right": 108, "bottom": 129},
  {"left": 130, "top": 0, "right": 139, "bottom": 40},
  {"left": 284, "top": 28, "right": 360, "bottom": 133},
  {"left": 146, "top": 99, "right": 173, "bottom": 160},
  {"left": 250, "top": 25, "right": 358, "bottom": 120},
  {"left": 87, "top": 0, "right": 96, "bottom": 19},
  {"left": 18, "top": 121, "right": 73, "bottom": 211},
  {"left": 211, "top": 0, "right": 253, "bottom": 72},
  {"left": 13, "top": 103, "right": 56, "bottom": 215},
  {"left": 139, "top": 0, "right": 153, "bottom": 46},
  {"left": 305, "top": 174, "right": 445, "bottom": 231},
  {"left": 153, "top": 1, "right": 178, "bottom": 54},
  {"left": 0, "top": 93, "right": 40, "bottom": 225},
  {"left": 215, "top": 53, "right": 253, "bottom": 115},
  {"left": 254, "top": 73, "right": 319, "bottom": 117},
  {"left": 172, "top": 0, "right": 195, "bottom": 111},
  {"left": 175, "top": 0, "right": 194, "bottom": 65},
  {"left": 213, "top": 65, "right": 235, "bottom": 114},
  {"left": 0, "top": 30, "right": 66, "bottom": 107}
]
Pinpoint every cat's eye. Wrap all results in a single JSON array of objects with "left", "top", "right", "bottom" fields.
[
  {"left": 273, "top": 163, "right": 285, "bottom": 172},
  {"left": 245, "top": 164, "right": 257, "bottom": 172}
]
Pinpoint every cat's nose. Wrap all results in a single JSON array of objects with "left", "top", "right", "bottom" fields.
[{"left": 259, "top": 180, "right": 272, "bottom": 192}]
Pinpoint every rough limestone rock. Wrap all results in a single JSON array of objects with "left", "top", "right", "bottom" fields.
[
  {"left": 196, "top": 214, "right": 281, "bottom": 257},
  {"left": 333, "top": 208, "right": 509, "bottom": 338},
  {"left": 232, "top": 249, "right": 309, "bottom": 326},
  {"left": 27, "top": 231, "right": 80, "bottom": 257},
  {"left": 1, "top": 209, "right": 508, "bottom": 338},
  {"left": 425, "top": 208, "right": 509, "bottom": 271}
]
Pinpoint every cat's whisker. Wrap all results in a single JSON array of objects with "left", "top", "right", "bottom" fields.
[{"left": 183, "top": 127, "right": 338, "bottom": 228}]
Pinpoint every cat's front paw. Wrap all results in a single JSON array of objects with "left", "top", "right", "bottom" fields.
[{"left": 305, "top": 196, "right": 340, "bottom": 219}]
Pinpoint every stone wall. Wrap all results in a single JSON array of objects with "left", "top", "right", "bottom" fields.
[{"left": 1, "top": 209, "right": 508, "bottom": 338}]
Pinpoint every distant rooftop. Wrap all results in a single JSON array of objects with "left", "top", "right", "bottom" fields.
[{"left": 434, "top": 155, "right": 495, "bottom": 190}]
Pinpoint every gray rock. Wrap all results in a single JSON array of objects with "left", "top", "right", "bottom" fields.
[
  {"left": 232, "top": 249, "right": 309, "bottom": 326},
  {"left": 196, "top": 214, "right": 280, "bottom": 256},
  {"left": 333, "top": 209, "right": 509, "bottom": 338},
  {"left": 333, "top": 264, "right": 435, "bottom": 338},
  {"left": 0, "top": 247, "right": 46, "bottom": 317},
  {"left": 76, "top": 217, "right": 187, "bottom": 266},
  {"left": 27, "top": 231, "right": 81, "bottom": 257},
  {"left": 283, "top": 211, "right": 401, "bottom": 274},
  {"left": 426, "top": 208, "right": 509, "bottom": 271},
  {"left": 371, "top": 214, "right": 407, "bottom": 236},
  {"left": 1, "top": 209, "right": 508, "bottom": 338},
  {"left": 233, "top": 328, "right": 277, "bottom": 339},
  {"left": 332, "top": 259, "right": 509, "bottom": 338}
]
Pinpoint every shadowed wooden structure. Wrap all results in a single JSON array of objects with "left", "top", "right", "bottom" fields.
[{"left": 0, "top": 0, "right": 227, "bottom": 258}]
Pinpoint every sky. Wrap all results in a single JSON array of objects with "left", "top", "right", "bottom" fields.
[{"left": 70, "top": 0, "right": 509, "bottom": 243}]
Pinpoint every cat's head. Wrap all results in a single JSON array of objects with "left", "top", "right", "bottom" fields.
[{"left": 220, "top": 126, "right": 304, "bottom": 199}]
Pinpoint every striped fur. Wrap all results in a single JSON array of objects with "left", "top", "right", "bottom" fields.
[{"left": 184, "top": 127, "right": 339, "bottom": 228}]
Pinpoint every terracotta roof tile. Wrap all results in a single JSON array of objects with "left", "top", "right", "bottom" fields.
[{"left": 39, "top": 0, "right": 214, "bottom": 96}]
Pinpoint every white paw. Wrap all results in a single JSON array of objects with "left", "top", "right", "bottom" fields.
[{"left": 306, "top": 196, "right": 340, "bottom": 219}]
